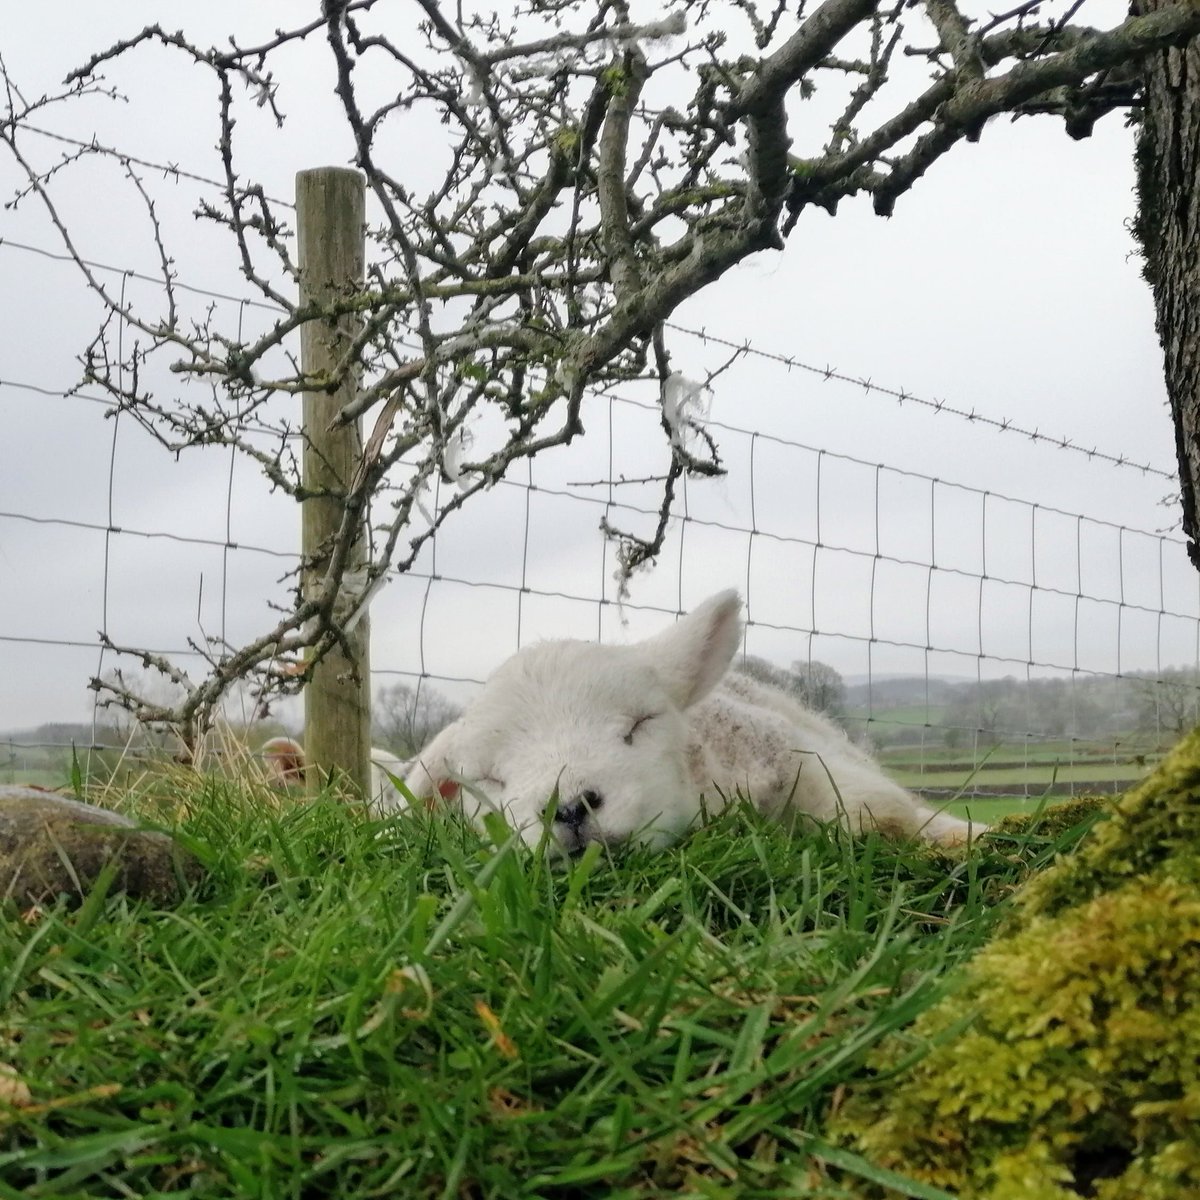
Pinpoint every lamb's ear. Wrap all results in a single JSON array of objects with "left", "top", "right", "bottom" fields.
[
  {"left": 639, "top": 589, "right": 743, "bottom": 709},
  {"left": 403, "top": 721, "right": 466, "bottom": 808}
]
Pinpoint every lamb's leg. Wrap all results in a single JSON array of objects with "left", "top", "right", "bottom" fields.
[
  {"left": 842, "top": 780, "right": 989, "bottom": 847},
  {"left": 899, "top": 802, "right": 988, "bottom": 848}
]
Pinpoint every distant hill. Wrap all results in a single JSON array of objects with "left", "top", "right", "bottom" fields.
[
  {"left": 842, "top": 675, "right": 970, "bottom": 708},
  {"left": 0, "top": 723, "right": 95, "bottom": 745}
]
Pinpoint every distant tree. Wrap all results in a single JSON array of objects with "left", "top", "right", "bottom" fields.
[
  {"left": 373, "top": 683, "right": 462, "bottom": 757},
  {"left": 790, "top": 660, "right": 845, "bottom": 717},
  {"left": 936, "top": 681, "right": 1022, "bottom": 744},
  {"left": 1132, "top": 667, "right": 1200, "bottom": 737},
  {"left": 735, "top": 654, "right": 844, "bottom": 717},
  {"left": 737, "top": 654, "right": 794, "bottom": 694},
  {"left": 941, "top": 722, "right": 966, "bottom": 753},
  {"left": 978, "top": 679, "right": 1011, "bottom": 735},
  {"left": 1022, "top": 678, "right": 1108, "bottom": 742}
]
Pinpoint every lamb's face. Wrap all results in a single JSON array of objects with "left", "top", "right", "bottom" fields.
[
  {"left": 405, "top": 590, "right": 744, "bottom": 856},
  {"left": 444, "top": 642, "right": 699, "bottom": 852}
]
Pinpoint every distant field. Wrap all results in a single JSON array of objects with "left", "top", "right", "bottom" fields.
[
  {"left": 885, "top": 761, "right": 1148, "bottom": 790},
  {"left": 878, "top": 743, "right": 1161, "bottom": 768},
  {"left": 874, "top": 732, "right": 1158, "bottom": 803},
  {"left": 937, "top": 793, "right": 1104, "bottom": 821},
  {"left": 0, "top": 767, "right": 67, "bottom": 789}
]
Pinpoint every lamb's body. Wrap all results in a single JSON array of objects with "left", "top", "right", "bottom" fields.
[
  {"left": 687, "top": 673, "right": 971, "bottom": 844},
  {"left": 402, "top": 590, "right": 984, "bottom": 853}
]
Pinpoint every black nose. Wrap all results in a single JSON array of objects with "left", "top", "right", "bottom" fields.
[{"left": 551, "top": 789, "right": 604, "bottom": 828}]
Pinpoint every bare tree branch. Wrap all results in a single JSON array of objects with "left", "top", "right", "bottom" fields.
[{"left": 4, "top": 0, "right": 1197, "bottom": 736}]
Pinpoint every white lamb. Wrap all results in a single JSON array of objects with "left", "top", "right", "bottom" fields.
[{"left": 399, "top": 590, "right": 987, "bottom": 854}]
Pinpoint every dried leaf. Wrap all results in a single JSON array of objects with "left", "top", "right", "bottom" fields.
[
  {"left": 389, "top": 963, "right": 434, "bottom": 1020},
  {"left": 12, "top": 1082, "right": 121, "bottom": 1117},
  {"left": 475, "top": 999, "right": 519, "bottom": 1060}
]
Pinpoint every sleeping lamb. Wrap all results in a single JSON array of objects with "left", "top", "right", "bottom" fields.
[{"left": 399, "top": 590, "right": 986, "bottom": 854}]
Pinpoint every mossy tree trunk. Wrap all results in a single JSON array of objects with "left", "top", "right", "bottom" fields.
[{"left": 1134, "top": 3, "right": 1200, "bottom": 570}]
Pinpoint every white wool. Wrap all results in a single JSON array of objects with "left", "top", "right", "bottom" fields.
[
  {"left": 661, "top": 372, "right": 712, "bottom": 451},
  {"left": 335, "top": 564, "right": 388, "bottom": 635},
  {"left": 398, "top": 591, "right": 986, "bottom": 855},
  {"left": 368, "top": 749, "right": 410, "bottom": 808},
  {"left": 441, "top": 424, "right": 473, "bottom": 485},
  {"left": 413, "top": 478, "right": 436, "bottom": 526}
]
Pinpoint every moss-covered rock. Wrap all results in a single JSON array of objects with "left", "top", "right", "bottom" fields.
[
  {"left": 832, "top": 734, "right": 1200, "bottom": 1199},
  {"left": 988, "top": 794, "right": 1110, "bottom": 844},
  {"left": 0, "top": 785, "right": 203, "bottom": 907}
]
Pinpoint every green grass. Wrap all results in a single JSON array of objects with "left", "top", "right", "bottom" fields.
[
  {"left": 0, "top": 779, "right": 1103, "bottom": 1199},
  {"left": 939, "top": 794, "right": 1074, "bottom": 822}
]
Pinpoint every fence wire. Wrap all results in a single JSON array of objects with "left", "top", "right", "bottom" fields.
[{"left": 2, "top": 236, "right": 1197, "bottom": 805}]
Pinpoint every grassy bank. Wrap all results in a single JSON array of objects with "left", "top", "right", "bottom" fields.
[{"left": 0, "top": 780, "right": 1103, "bottom": 1198}]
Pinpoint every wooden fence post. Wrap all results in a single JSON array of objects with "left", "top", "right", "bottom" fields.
[{"left": 296, "top": 167, "right": 371, "bottom": 799}]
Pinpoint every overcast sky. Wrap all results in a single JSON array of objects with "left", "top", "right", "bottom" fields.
[{"left": 1, "top": 0, "right": 1195, "bottom": 737}]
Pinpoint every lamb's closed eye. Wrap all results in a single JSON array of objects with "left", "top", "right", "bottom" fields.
[{"left": 622, "top": 714, "right": 659, "bottom": 745}]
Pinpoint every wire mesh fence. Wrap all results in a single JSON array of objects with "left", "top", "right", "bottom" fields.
[{"left": 3, "top": 180, "right": 1197, "bottom": 804}]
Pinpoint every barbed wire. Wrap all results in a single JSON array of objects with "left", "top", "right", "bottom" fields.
[
  {"left": 598, "top": 389, "right": 1182, "bottom": 544},
  {"left": 0, "top": 237, "right": 283, "bottom": 312},
  {"left": 666, "top": 320, "right": 1178, "bottom": 484},
  {"left": 0, "top": 231, "right": 1179, "bottom": 489},
  {"left": 0, "top": 375, "right": 299, "bottom": 449},
  {"left": 0, "top": 509, "right": 294, "bottom": 560},
  {"left": 10, "top": 125, "right": 1168, "bottom": 484},
  {"left": 18, "top": 123, "right": 296, "bottom": 210}
]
